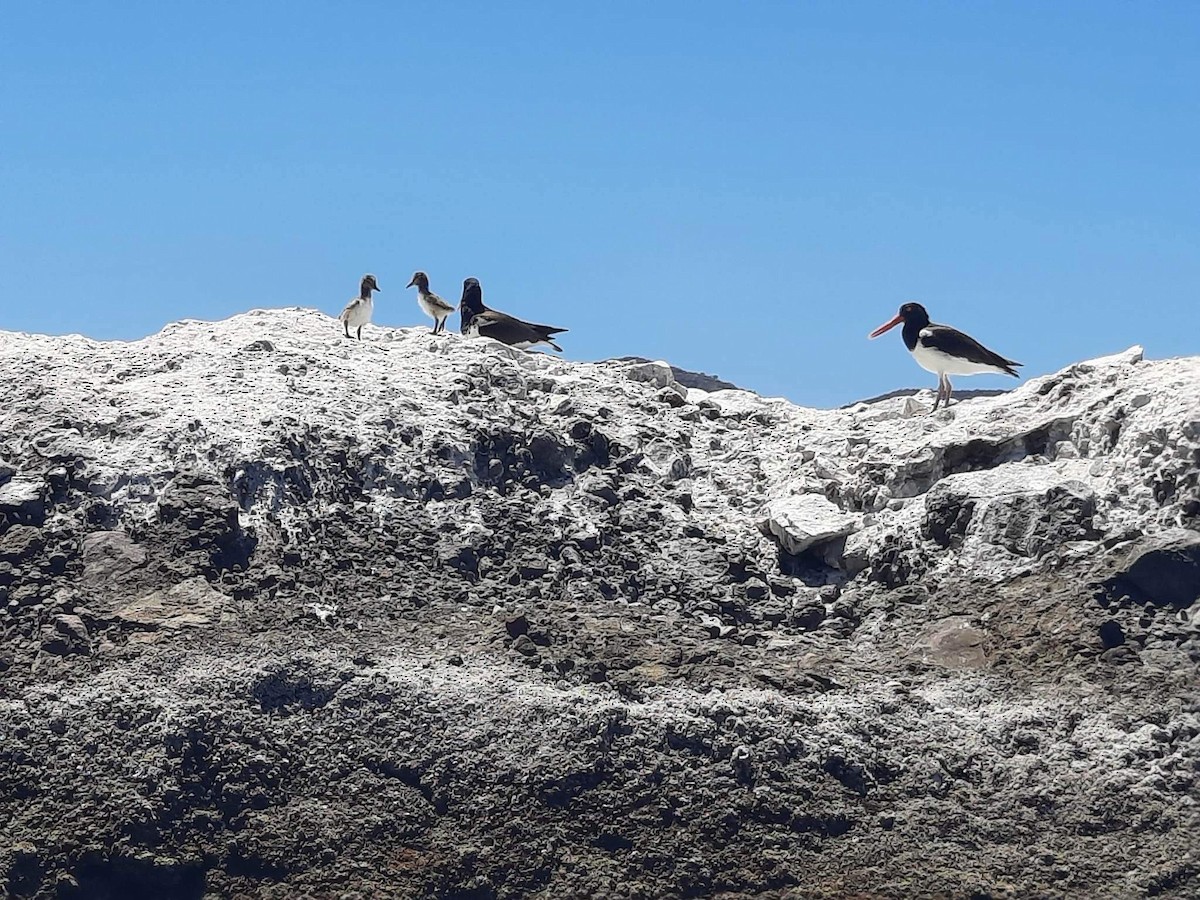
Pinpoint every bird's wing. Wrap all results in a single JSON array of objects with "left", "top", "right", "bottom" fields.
[
  {"left": 427, "top": 292, "right": 455, "bottom": 314},
  {"left": 483, "top": 307, "right": 566, "bottom": 337},
  {"left": 473, "top": 309, "right": 544, "bottom": 343},
  {"left": 339, "top": 297, "right": 364, "bottom": 321},
  {"left": 922, "top": 325, "right": 1022, "bottom": 371},
  {"left": 474, "top": 309, "right": 524, "bottom": 328}
]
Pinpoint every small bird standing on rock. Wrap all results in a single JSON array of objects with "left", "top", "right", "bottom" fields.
[
  {"left": 458, "top": 277, "right": 567, "bottom": 352},
  {"left": 406, "top": 271, "right": 455, "bottom": 334},
  {"left": 339, "top": 274, "right": 380, "bottom": 340},
  {"left": 869, "top": 301, "right": 1022, "bottom": 411}
]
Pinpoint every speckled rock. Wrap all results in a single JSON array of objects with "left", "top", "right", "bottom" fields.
[
  {"left": 760, "top": 494, "right": 861, "bottom": 555},
  {"left": 0, "top": 310, "right": 1197, "bottom": 900}
]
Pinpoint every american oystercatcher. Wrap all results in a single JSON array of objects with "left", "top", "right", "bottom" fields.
[
  {"left": 406, "top": 271, "right": 455, "bottom": 334},
  {"left": 869, "top": 302, "right": 1022, "bottom": 411},
  {"left": 338, "top": 274, "right": 380, "bottom": 340},
  {"left": 458, "top": 277, "right": 567, "bottom": 352}
]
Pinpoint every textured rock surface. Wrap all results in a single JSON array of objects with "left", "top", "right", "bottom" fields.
[
  {"left": 1, "top": 309, "right": 1198, "bottom": 899},
  {"left": 612, "top": 356, "right": 744, "bottom": 393},
  {"left": 760, "top": 495, "right": 860, "bottom": 556}
]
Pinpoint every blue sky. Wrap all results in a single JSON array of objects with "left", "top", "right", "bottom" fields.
[{"left": 2, "top": 1, "right": 1197, "bottom": 406}]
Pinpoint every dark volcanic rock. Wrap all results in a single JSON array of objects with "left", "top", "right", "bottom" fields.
[
  {"left": 977, "top": 479, "right": 1099, "bottom": 558},
  {"left": 921, "top": 483, "right": 978, "bottom": 549},
  {"left": 0, "top": 314, "right": 1197, "bottom": 899},
  {"left": 0, "top": 525, "right": 46, "bottom": 564},
  {"left": 157, "top": 471, "right": 256, "bottom": 575},
  {"left": 1103, "top": 530, "right": 1200, "bottom": 609}
]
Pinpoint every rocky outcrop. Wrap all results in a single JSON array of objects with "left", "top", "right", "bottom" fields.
[
  {"left": 612, "top": 356, "right": 744, "bottom": 393},
  {"left": 759, "top": 495, "right": 860, "bottom": 556},
  {"left": 1, "top": 310, "right": 1198, "bottom": 899}
]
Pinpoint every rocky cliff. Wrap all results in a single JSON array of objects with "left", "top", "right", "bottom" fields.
[{"left": 1, "top": 308, "right": 1198, "bottom": 899}]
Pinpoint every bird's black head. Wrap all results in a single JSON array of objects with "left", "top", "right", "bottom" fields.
[
  {"left": 898, "top": 302, "right": 929, "bottom": 324},
  {"left": 460, "top": 277, "right": 483, "bottom": 310},
  {"left": 361, "top": 274, "right": 380, "bottom": 296},
  {"left": 406, "top": 271, "right": 429, "bottom": 290},
  {"left": 869, "top": 301, "right": 929, "bottom": 339}
]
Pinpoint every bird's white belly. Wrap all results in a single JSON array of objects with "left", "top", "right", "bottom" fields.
[
  {"left": 342, "top": 298, "right": 373, "bottom": 328},
  {"left": 418, "top": 295, "right": 449, "bottom": 320},
  {"left": 911, "top": 342, "right": 1004, "bottom": 376}
]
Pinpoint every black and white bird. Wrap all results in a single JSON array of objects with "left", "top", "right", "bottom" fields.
[
  {"left": 406, "top": 271, "right": 455, "bottom": 334},
  {"left": 458, "top": 277, "right": 567, "bottom": 352},
  {"left": 338, "top": 274, "right": 380, "bottom": 340},
  {"left": 869, "top": 302, "right": 1021, "bottom": 411}
]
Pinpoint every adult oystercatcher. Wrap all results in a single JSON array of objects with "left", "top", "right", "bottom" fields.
[
  {"left": 338, "top": 274, "right": 380, "bottom": 340},
  {"left": 406, "top": 271, "right": 455, "bottom": 334},
  {"left": 869, "top": 302, "right": 1021, "bottom": 411},
  {"left": 458, "top": 277, "right": 567, "bottom": 352}
]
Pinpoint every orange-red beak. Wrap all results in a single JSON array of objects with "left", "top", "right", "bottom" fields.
[{"left": 869, "top": 313, "right": 904, "bottom": 339}]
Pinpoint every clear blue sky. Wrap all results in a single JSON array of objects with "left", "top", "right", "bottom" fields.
[{"left": 2, "top": 2, "right": 1197, "bottom": 406}]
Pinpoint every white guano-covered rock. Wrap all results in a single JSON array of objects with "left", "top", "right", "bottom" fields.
[
  {"left": 0, "top": 312, "right": 1197, "bottom": 898},
  {"left": 760, "top": 494, "right": 861, "bottom": 555}
]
